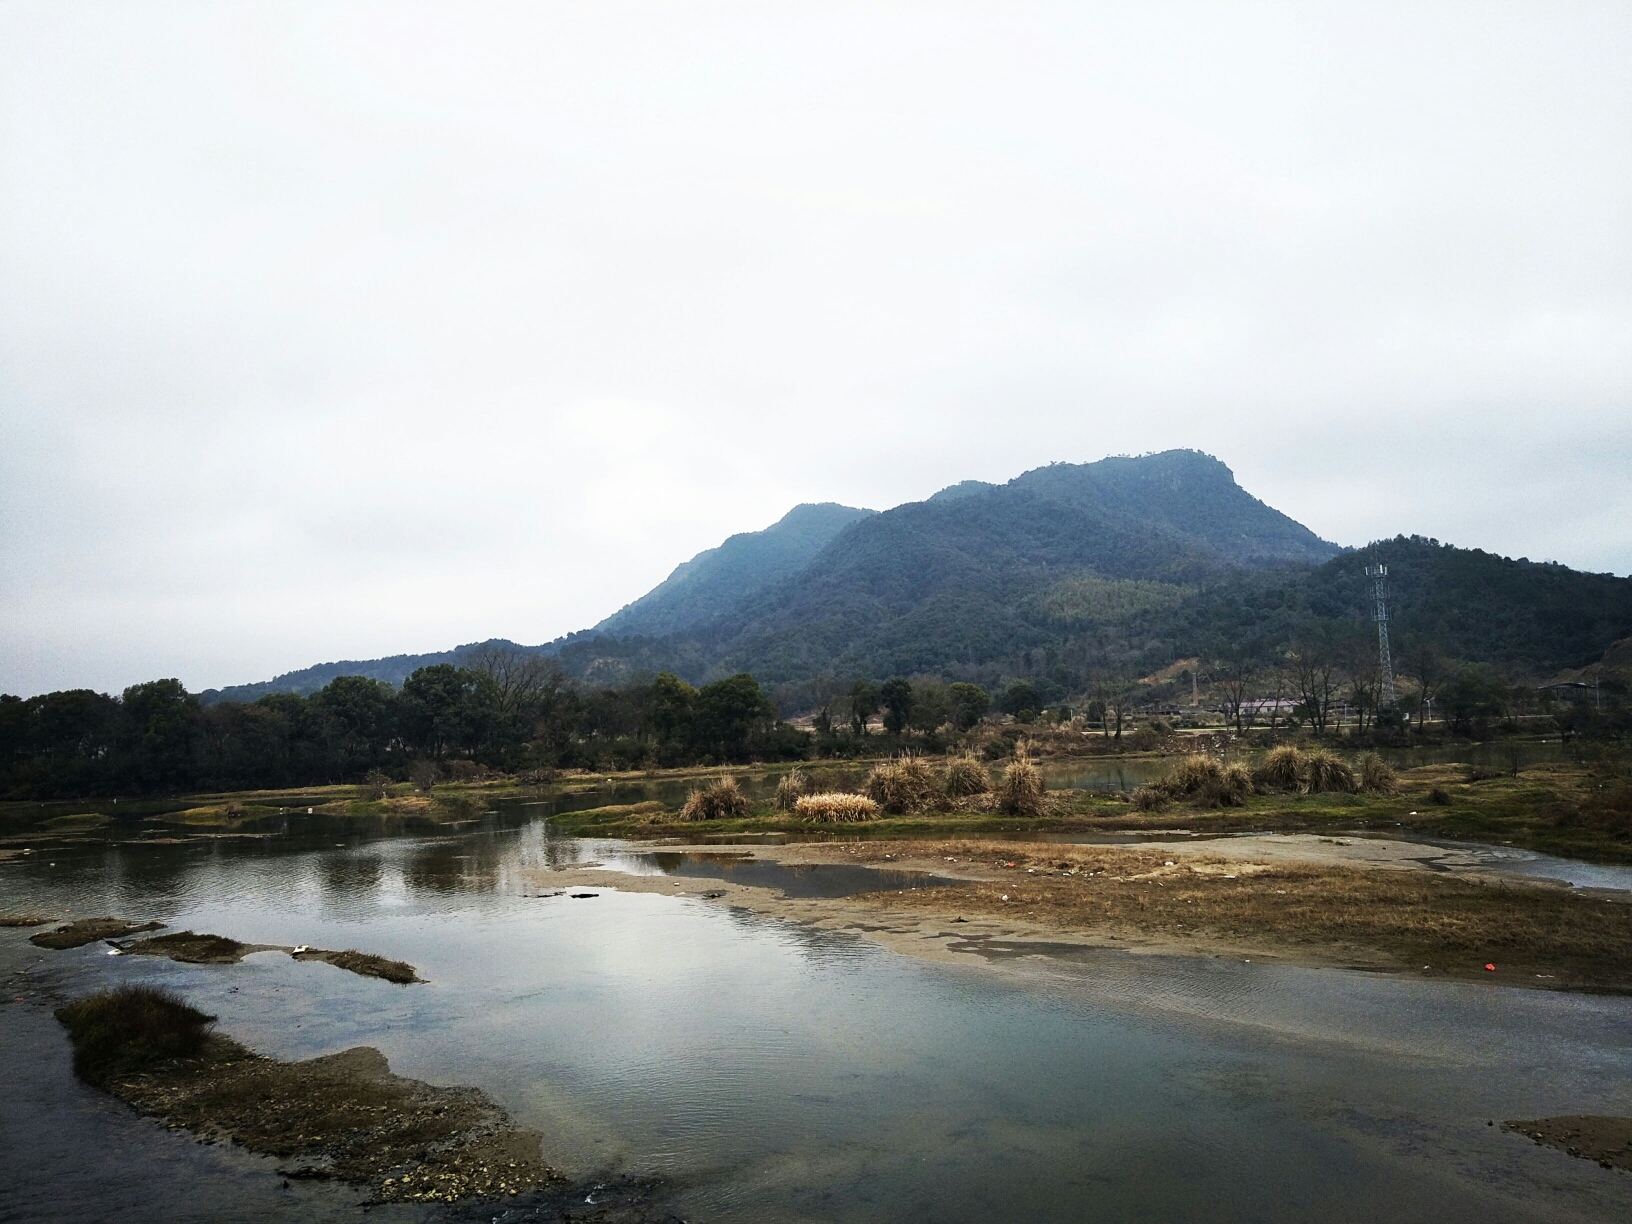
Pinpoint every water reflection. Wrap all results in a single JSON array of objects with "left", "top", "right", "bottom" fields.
[{"left": 3, "top": 817, "right": 1630, "bottom": 1224}]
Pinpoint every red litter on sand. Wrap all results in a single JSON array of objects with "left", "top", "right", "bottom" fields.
[{"left": 1485, "top": 963, "right": 1497, "bottom": 971}]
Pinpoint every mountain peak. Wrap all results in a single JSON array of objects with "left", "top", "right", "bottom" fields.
[{"left": 592, "top": 501, "right": 875, "bottom": 639}]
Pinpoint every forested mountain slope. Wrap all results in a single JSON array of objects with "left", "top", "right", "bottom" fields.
[
  {"left": 201, "top": 450, "right": 1631, "bottom": 706},
  {"left": 593, "top": 502, "right": 874, "bottom": 639},
  {"left": 555, "top": 451, "right": 1347, "bottom": 684},
  {"left": 202, "top": 639, "right": 544, "bottom": 703}
]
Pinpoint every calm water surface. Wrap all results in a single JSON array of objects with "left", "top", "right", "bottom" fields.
[{"left": 2, "top": 816, "right": 1628, "bottom": 1223}]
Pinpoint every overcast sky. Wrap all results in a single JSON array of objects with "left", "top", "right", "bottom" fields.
[{"left": 3, "top": 2, "right": 1629, "bottom": 697}]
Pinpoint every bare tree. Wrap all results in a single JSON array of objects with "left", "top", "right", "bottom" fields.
[
  {"left": 1398, "top": 638, "right": 1447, "bottom": 733},
  {"left": 1104, "top": 680, "right": 1136, "bottom": 741},
  {"left": 1214, "top": 654, "right": 1255, "bottom": 733},
  {"left": 1289, "top": 642, "right": 1342, "bottom": 735},
  {"left": 467, "top": 644, "right": 566, "bottom": 722}
]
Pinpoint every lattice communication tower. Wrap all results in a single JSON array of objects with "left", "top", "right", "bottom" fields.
[{"left": 1364, "top": 564, "right": 1397, "bottom": 708}]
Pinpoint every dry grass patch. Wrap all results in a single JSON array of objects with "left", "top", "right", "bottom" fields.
[
  {"left": 943, "top": 755, "right": 991, "bottom": 797},
  {"left": 774, "top": 768, "right": 812, "bottom": 812},
  {"left": 796, "top": 792, "right": 880, "bottom": 822},
  {"left": 680, "top": 776, "right": 751, "bottom": 821},
  {"left": 866, "top": 757, "right": 945, "bottom": 814}
]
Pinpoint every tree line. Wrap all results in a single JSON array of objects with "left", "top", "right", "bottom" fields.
[{"left": 0, "top": 648, "right": 809, "bottom": 799}]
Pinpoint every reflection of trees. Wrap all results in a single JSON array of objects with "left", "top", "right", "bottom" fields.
[
  {"left": 402, "top": 839, "right": 504, "bottom": 894},
  {"left": 320, "top": 853, "right": 382, "bottom": 900}
]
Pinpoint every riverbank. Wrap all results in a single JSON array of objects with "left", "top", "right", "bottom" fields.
[
  {"left": 4, "top": 747, "right": 1627, "bottom": 863},
  {"left": 525, "top": 833, "right": 1632, "bottom": 993}
]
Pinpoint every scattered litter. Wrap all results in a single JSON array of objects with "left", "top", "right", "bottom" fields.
[
  {"left": 1000, "top": 895, "right": 1009, "bottom": 902},
  {"left": 292, "top": 945, "right": 309, "bottom": 954},
  {"left": 105, "top": 947, "right": 122, "bottom": 956},
  {"left": 1165, "top": 861, "right": 1174, "bottom": 867},
  {"left": 1223, "top": 874, "right": 1237, "bottom": 879},
  {"left": 1484, "top": 963, "right": 1497, "bottom": 971}
]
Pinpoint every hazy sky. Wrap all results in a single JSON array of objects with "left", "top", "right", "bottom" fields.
[{"left": 3, "top": 2, "right": 1630, "bottom": 697}]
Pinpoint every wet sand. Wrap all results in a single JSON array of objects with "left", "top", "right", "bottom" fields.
[{"left": 523, "top": 833, "right": 1632, "bottom": 991}]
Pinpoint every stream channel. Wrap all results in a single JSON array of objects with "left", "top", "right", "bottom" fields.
[{"left": 2, "top": 811, "right": 1629, "bottom": 1223}]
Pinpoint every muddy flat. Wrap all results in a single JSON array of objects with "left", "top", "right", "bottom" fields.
[{"left": 526, "top": 835, "right": 1632, "bottom": 991}]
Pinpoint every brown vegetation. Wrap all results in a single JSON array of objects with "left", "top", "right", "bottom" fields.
[
  {"left": 56, "top": 988, "right": 560, "bottom": 1202},
  {"left": 773, "top": 768, "right": 812, "bottom": 812},
  {"left": 795, "top": 792, "right": 880, "bottom": 822},
  {"left": 127, "top": 931, "right": 247, "bottom": 964},
  {"left": 680, "top": 775, "right": 751, "bottom": 821},
  {"left": 997, "top": 748, "right": 1046, "bottom": 817},
  {"left": 292, "top": 948, "right": 420, "bottom": 984},
  {"left": 31, "top": 917, "right": 164, "bottom": 949},
  {"left": 865, "top": 756, "right": 945, "bottom": 814},
  {"left": 942, "top": 755, "right": 991, "bottom": 797}
]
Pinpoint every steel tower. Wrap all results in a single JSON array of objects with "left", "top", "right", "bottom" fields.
[{"left": 1364, "top": 564, "right": 1396, "bottom": 708}]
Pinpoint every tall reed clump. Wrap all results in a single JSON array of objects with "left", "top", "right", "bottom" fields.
[
  {"left": 865, "top": 756, "right": 944, "bottom": 814},
  {"left": 1166, "top": 754, "right": 1223, "bottom": 793},
  {"left": 943, "top": 755, "right": 991, "bottom": 797},
  {"left": 1129, "top": 785, "right": 1168, "bottom": 811},
  {"left": 1156, "top": 753, "right": 1251, "bottom": 807},
  {"left": 680, "top": 775, "right": 752, "bottom": 821},
  {"left": 795, "top": 792, "right": 880, "bottom": 822},
  {"left": 1254, "top": 745, "right": 1305, "bottom": 793},
  {"left": 55, "top": 985, "right": 216, "bottom": 1087},
  {"left": 774, "top": 768, "right": 812, "bottom": 812},
  {"left": 998, "top": 743, "right": 1046, "bottom": 817},
  {"left": 1357, "top": 751, "right": 1398, "bottom": 794},
  {"left": 1300, "top": 747, "right": 1356, "bottom": 794},
  {"left": 1252, "top": 744, "right": 1358, "bottom": 794}
]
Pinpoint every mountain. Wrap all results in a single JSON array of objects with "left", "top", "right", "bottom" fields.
[
  {"left": 199, "top": 450, "right": 1632, "bottom": 707},
  {"left": 201, "top": 639, "right": 549, "bottom": 704},
  {"left": 556, "top": 451, "right": 1344, "bottom": 684},
  {"left": 592, "top": 502, "right": 875, "bottom": 639}
]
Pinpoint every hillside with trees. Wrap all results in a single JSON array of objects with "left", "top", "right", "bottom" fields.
[
  {"left": 99, "top": 450, "right": 1631, "bottom": 756},
  {"left": 593, "top": 501, "right": 875, "bottom": 638}
]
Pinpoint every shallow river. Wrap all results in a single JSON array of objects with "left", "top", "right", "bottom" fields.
[{"left": 2, "top": 816, "right": 1629, "bottom": 1223}]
